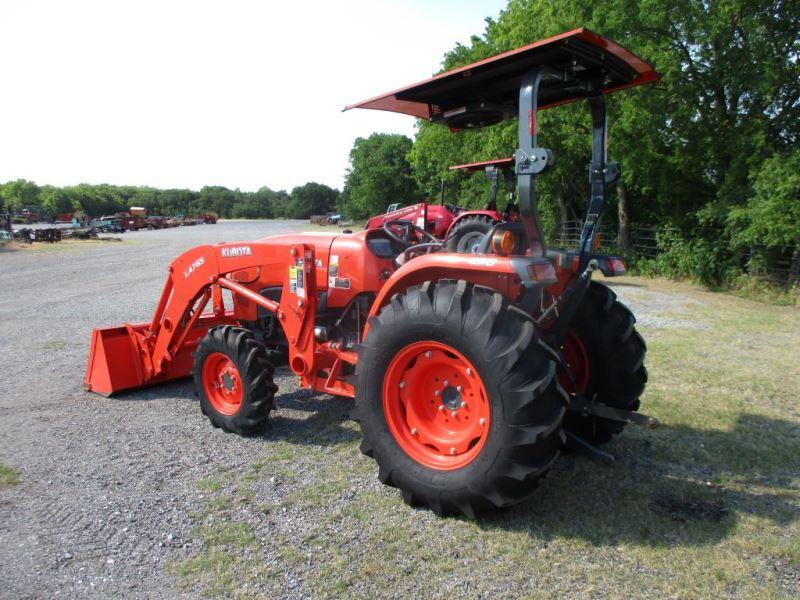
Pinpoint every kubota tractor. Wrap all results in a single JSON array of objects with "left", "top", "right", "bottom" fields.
[{"left": 85, "top": 28, "right": 657, "bottom": 517}]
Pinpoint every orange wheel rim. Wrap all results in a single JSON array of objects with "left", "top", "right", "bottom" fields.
[
  {"left": 382, "top": 341, "right": 491, "bottom": 470},
  {"left": 559, "top": 330, "right": 590, "bottom": 393},
  {"left": 202, "top": 352, "right": 244, "bottom": 415}
]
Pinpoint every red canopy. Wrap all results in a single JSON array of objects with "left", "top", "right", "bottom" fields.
[
  {"left": 345, "top": 28, "right": 658, "bottom": 120},
  {"left": 449, "top": 158, "right": 515, "bottom": 173}
]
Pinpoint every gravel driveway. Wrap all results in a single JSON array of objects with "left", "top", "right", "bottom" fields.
[
  {"left": 0, "top": 222, "right": 313, "bottom": 598},
  {"left": 0, "top": 221, "right": 702, "bottom": 598}
]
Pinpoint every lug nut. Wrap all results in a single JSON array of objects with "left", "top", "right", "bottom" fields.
[
  {"left": 410, "top": 428, "right": 418, "bottom": 436},
  {"left": 456, "top": 385, "right": 462, "bottom": 392},
  {"left": 450, "top": 447, "right": 456, "bottom": 455},
  {"left": 479, "top": 418, "right": 486, "bottom": 426},
  {"left": 399, "top": 381, "right": 406, "bottom": 389},
  {"left": 443, "top": 380, "right": 449, "bottom": 387},
  {"left": 434, "top": 389, "right": 440, "bottom": 396},
  {"left": 466, "top": 368, "right": 472, "bottom": 376},
  {"left": 438, "top": 405, "right": 445, "bottom": 412},
  {"left": 425, "top": 351, "right": 432, "bottom": 358},
  {"left": 450, "top": 410, "right": 457, "bottom": 417},
  {"left": 461, "top": 402, "right": 467, "bottom": 409}
]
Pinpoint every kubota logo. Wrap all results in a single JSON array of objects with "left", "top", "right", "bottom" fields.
[
  {"left": 183, "top": 257, "right": 205, "bottom": 279},
  {"left": 221, "top": 246, "right": 253, "bottom": 258}
]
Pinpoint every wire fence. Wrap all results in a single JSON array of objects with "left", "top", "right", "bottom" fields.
[
  {"left": 746, "top": 247, "right": 800, "bottom": 288},
  {"left": 554, "top": 221, "right": 677, "bottom": 257},
  {"left": 554, "top": 220, "right": 799, "bottom": 288}
]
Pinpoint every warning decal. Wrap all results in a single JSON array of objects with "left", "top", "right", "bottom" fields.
[{"left": 328, "top": 255, "right": 339, "bottom": 288}]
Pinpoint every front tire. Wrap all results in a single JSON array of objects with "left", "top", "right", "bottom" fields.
[
  {"left": 194, "top": 326, "right": 277, "bottom": 435},
  {"left": 354, "top": 281, "right": 566, "bottom": 518}
]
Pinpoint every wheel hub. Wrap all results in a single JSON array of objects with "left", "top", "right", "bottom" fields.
[
  {"left": 220, "top": 369, "right": 240, "bottom": 394},
  {"left": 382, "top": 341, "right": 491, "bottom": 471},
  {"left": 559, "top": 330, "right": 590, "bottom": 393},
  {"left": 457, "top": 231, "right": 485, "bottom": 253},
  {"left": 202, "top": 352, "right": 244, "bottom": 415},
  {"left": 441, "top": 385, "right": 462, "bottom": 411}
]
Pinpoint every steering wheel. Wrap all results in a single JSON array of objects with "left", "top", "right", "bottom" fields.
[
  {"left": 382, "top": 219, "right": 439, "bottom": 248},
  {"left": 399, "top": 242, "right": 443, "bottom": 264}
]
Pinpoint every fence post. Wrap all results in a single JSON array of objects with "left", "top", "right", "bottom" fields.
[
  {"left": 789, "top": 248, "right": 800, "bottom": 287},
  {"left": 616, "top": 181, "right": 631, "bottom": 251}
]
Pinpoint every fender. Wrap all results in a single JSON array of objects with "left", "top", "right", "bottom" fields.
[
  {"left": 444, "top": 210, "right": 502, "bottom": 238},
  {"left": 365, "top": 252, "right": 559, "bottom": 336}
]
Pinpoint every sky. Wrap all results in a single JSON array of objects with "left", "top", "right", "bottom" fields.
[{"left": 0, "top": 0, "right": 508, "bottom": 192}]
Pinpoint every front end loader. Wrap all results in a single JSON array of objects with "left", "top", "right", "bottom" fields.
[{"left": 86, "top": 28, "right": 658, "bottom": 517}]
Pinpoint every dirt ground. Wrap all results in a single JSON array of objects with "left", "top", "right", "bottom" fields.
[{"left": 0, "top": 221, "right": 797, "bottom": 599}]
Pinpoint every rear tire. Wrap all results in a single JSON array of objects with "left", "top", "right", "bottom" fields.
[
  {"left": 194, "top": 326, "right": 277, "bottom": 435},
  {"left": 561, "top": 282, "right": 647, "bottom": 445},
  {"left": 444, "top": 215, "right": 495, "bottom": 253},
  {"left": 354, "top": 280, "right": 566, "bottom": 518}
]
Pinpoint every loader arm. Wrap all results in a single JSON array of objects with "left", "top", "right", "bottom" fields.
[{"left": 85, "top": 241, "right": 317, "bottom": 396}]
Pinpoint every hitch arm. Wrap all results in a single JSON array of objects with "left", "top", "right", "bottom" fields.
[
  {"left": 568, "top": 393, "right": 660, "bottom": 429},
  {"left": 540, "top": 336, "right": 660, "bottom": 429}
]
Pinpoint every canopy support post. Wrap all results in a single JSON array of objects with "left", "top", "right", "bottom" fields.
[
  {"left": 577, "top": 95, "right": 620, "bottom": 271},
  {"left": 515, "top": 68, "right": 555, "bottom": 257}
]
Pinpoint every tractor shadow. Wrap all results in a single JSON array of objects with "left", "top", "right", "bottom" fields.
[
  {"left": 113, "top": 375, "right": 360, "bottom": 447},
  {"left": 118, "top": 380, "right": 799, "bottom": 550},
  {"left": 259, "top": 383, "right": 360, "bottom": 446},
  {"left": 479, "top": 413, "right": 800, "bottom": 548}
]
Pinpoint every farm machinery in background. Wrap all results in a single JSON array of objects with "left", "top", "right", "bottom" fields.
[
  {"left": 89, "top": 211, "right": 218, "bottom": 232},
  {"left": 364, "top": 157, "right": 519, "bottom": 253},
  {"left": 86, "top": 28, "right": 657, "bottom": 517}
]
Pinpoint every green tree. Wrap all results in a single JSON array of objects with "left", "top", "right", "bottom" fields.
[
  {"left": 197, "top": 186, "right": 238, "bottom": 218},
  {"left": 286, "top": 182, "right": 339, "bottom": 219},
  {"left": 0, "top": 179, "right": 40, "bottom": 212},
  {"left": 39, "top": 186, "right": 72, "bottom": 218},
  {"left": 410, "top": 0, "right": 800, "bottom": 260},
  {"left": 232, "top": 187, "right": 282, "bottom": 219},
  {"left": 728, "top": 150, "right": 800, "bottom": 250},
  {"left": 341, "top": 133, "right": 420, "bottom": 219}
]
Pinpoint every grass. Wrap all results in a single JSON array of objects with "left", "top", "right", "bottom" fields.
[
  {"left": 171, "top": 276, "right": 799, "bottom": 598},
  {"left": 0, "top": 463, "right": 20, "bottom": 487},
  {"left": 197, "top": 478, "right": 223, "bottom": 492}
]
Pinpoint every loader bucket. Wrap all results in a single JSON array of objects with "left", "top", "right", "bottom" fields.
[
  {"left": 84, "top": 325, "right": 145, "bottom": 396},
  {"left": 84, "top": 321, "right": 201, "bottom": 396}
]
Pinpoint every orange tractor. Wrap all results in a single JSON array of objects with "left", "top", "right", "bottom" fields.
[{"left": 86, "top": 28, "right": 657, "bottom": 517}]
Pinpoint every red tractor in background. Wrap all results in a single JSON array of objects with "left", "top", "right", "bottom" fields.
[
  {"left": 444, "top": 157, "right": 520, "bottom": 252},
  {"left": 86, "top": 28, "right": 657, "bottom": 517},
  {"left": 364, "top": 157, "right": 518, "bottom": 253}
]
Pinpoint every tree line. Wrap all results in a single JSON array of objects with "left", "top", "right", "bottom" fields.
[
  {"left": 3, "top": 0, "right": 797, "bottom": 291},
  {"left": 0, "top": 179, "right": 339, "bottom": 221},
  {"left": 339, "top": 0, "right": 799, "bottom": 288}
]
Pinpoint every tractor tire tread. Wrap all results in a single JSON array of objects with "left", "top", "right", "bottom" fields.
[
  {"left": 563, "top": 282, "right": 647, "bottom": 444},
  {"left": 444, "top": 215, "right": 497, "bottom": 253},
  {"left": 194, "top": 325, "right": 277, "bottom": 435},
  {"left": 355, "top": 280, "right": 564, "bottom": 518}
]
